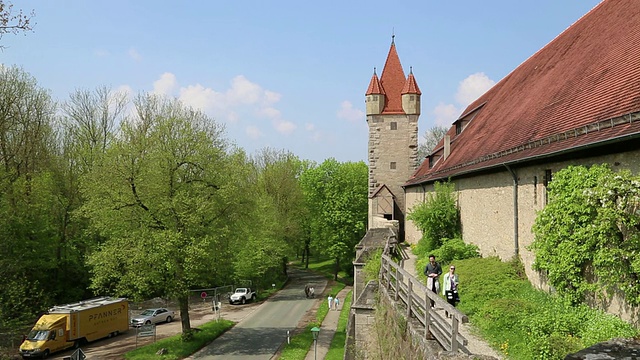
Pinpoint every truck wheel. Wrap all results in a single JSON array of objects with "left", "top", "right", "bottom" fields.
[
  {"left": 166, "top": 316, "right": 172, "bottom": 323},
  {"left": 73, "top": 340, "right": 80, "bottom": 349},
  {"left": 252, "top": 294, "right": 256, "bottom": 301},
  {"left": 241, "top": 297, "right": 246, "bottom": 305},
  {"left": 145, "top": 320, "right": 151, "bottom": 325},
  {"left": 42, "top": 349, "right": 50, "bottom": 358}
]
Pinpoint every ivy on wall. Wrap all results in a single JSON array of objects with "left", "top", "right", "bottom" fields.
[{"left": 530, "top": 164, "right": 640, "bottom": 306}]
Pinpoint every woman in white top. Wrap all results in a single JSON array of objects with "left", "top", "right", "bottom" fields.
[{"left": 442, "top": 265, "right": 460, "bottom": 317}]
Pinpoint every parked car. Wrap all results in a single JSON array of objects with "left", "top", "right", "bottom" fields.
[
  {"left": 130, "top": 308, "right": 175, "bottom": 327},
  {"left": 229, "top": 288, "right": 256, "bottom": 305}
]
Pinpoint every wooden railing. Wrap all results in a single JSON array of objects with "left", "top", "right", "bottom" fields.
[{"left": 380, "top": 254, "right": 470, "bottom": 353}]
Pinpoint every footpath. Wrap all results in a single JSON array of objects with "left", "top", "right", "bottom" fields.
[
  {"left": 402, "top": 251, "right": 503, "bottom": 359},
  {"left": 303, "top": 286, "right": 352, "bottom": 360}
]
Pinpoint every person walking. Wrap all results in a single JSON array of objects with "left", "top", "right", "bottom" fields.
[
  {"left": 328, "top": 295, "right": 333, "bottom": 310},
  {"left": 334, "top": 295, "right": 340, "bottom": 310},
  {"left": 443, "top": 265, "right": 460, "bottom": 318},
  {"left": 424, "top": 254, "right": 442, "bottom": 308}
]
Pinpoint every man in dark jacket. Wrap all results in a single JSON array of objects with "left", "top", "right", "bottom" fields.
[{"left": 424, "top": 254, "right": 442, "bottom": 308}]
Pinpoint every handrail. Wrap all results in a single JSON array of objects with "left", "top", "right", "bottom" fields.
[{"left": 380, "top": 254, "right": 470, "bottom": 354}]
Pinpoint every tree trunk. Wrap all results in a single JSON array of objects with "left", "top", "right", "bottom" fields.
[
  {"left": 334, "top": 257, "right": 340, "bottom": 281},
  {"left": 179, "top": 295, "right": 191, "bottom": 334},
  {"left": 305, "top": 241, "right": 310, "bottom": 269}
]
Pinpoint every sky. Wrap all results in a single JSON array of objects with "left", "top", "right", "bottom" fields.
[{"left": 0, "top": 1, "right": 603, "bottom": 163}]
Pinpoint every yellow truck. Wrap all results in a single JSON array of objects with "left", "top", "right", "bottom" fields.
[{"left": 19, "top": 296, "right": 129, "bottom": 359}]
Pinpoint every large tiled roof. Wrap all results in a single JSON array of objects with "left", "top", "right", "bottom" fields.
[
  {"left": 379, "top": 41, "right": 406, "bottom": 114},
  {"left": 407, "top": 0, "right": 640, "bottom": 186}
]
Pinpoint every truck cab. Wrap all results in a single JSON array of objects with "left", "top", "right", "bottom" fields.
[{"left": 19, "top": 314, "right": 73, "bottom": 358}]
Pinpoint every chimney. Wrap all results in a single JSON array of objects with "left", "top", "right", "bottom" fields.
[{"left": 444, "top": 135, "right": 451, "bottom": 160}]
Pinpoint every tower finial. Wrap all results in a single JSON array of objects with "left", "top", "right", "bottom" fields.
[
  {"left": 392, "top": 28, "right": 395, "bottom": 44},
  {"left": 373, "top": 67, "right": 377, "bottom": 75},
  {"left": 410, "top": 66, "right": 413, "bottom": 75}
]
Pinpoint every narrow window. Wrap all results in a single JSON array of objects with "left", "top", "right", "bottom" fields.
[
  {"left": 428, "top": 156, "right": 434, "bottom": 169},
  {"left": 410, "top": 95, "right": 415, "bottom": 101},
  {"left": 455, "top": 122, "right": 462, "bottom": 135},
  {"left": 390, "top": 122, "right": 397, "bottom": 130},
  {"left": 543, "top": 170, "right": 552, "bottom": 205},
  {"left": 390, "top": 162, "right": 396, "bottom": 170}
]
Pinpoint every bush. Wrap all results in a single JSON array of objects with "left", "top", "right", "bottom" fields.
[
  {"left": 408, "top": 181, "right": 459, "bottom": 254},
  {"left": 432, "top": 237, "right": 480, "bottom": 264}
]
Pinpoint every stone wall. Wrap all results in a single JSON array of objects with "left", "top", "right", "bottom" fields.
[{"left": 404, "top": 148, "right": 640, "bottom": 322}]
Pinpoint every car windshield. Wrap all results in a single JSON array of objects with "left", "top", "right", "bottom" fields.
[
  {"left": 26, "top": 330, "right": 49, "bottom": 341},
  {"left": 140, "top": 310, "right": 155, "bottom": 316},
  {"left": 235, "top": 289, "right": 247, "bottom": 293}
]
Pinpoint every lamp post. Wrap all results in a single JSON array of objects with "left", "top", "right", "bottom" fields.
[{"left": 311, "top": 326, "right": 320, "bottom": 360}]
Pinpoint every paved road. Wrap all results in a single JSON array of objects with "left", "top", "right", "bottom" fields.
[{"left": 188, "top": 267, "right": 327, "bottom": 360}]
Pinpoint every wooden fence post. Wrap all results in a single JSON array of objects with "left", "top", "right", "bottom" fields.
[
  {"left": 406, "top": 280, "right": 412, "bottom": 318},
  {"left": 424, "top": 290, "right": 431, "bottom": 340},
  {"left": 451, "top": 316, "right": 459, "bottom": 352}
]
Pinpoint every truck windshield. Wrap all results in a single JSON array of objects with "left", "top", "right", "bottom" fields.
[{"left": 26, "top": 330, "right": 49, "bottom": 341}]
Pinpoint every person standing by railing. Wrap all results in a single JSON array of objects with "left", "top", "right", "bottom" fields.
[
  {"left": 424, "top": 254, "right": 442, "bottom": 308},
  {"left": 443, "top": 265, "right": 460, "bottom": 318}
]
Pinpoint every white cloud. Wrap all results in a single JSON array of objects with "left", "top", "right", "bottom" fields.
[
  {"left": 246, "top": 125, "right": 263, "bottom": 139},
  {"left": 148, "top": 73, "right": 295, "bottom": 136},
  {"left": 305, "top": 123, "right": 315, "bottom": 131},
  {"left": 152, "top": 72, "right": 178, "bottom": 96},
  {"left": 337, "top": 101, "right": 364, "bottom": 123},
  {"left": 128, "top": 47, "right": 142, "bottom": 62},
  {"left": 259, "top": 107, "right": 281, "bottom": 119},
  {"left": 429, "top": 72, "right": 496, "bottom": 126},
  {"left": 179, "top": 84, "right": 223, "bottom": 112},
  {"left": 455, "top": 72, "right": 495, "bottom": 107},
  {"left": 273, "top": 119, "right": 296, "bottom": 135},
  {"left": 433, "top": 103, "right": 460, "bottom": 126}
]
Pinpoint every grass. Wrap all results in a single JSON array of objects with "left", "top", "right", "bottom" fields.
[
  {"left": 416, "top": 255, "right": 639, "bottom": 359},
  {"left": 124, "top": 319, "right": 234, "bottom": 360},
  {"left": 325, "top": 291, "right": 352, "bottom": 360},
  {"left": 278, "top": 282, "right": 346, "bottom": 360}
]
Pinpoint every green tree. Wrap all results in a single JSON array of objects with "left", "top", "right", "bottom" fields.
[
  {"left": 531, "top": 164, "right": 640, "bottom": 305},
  {"left": 0, "top": 66, "right": 58, "bottom": 325},
  {"left": 235, "top": 148, "right": 306, "bottom": 287},
  {"left": 407, "top": 181, "right": 460, "bottom": 254},
  {"left": 300, "top": 159, "right": 368, "bottom": 279},
  {"left": 81, "top": 94, "right": 249, "bottom": 338}
]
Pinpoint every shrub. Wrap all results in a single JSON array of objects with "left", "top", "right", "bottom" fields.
[
  {"left": 408, "top": 181, "right": 459, "bottom": 254},
  {"left": 432, "top": 237, "right": 480, "bottom": 264}
]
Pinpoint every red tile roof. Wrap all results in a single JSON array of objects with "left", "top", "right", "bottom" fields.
[
  {"left": 407, "top": 0, "right": 640, "bottom": 186},
  {"left": 379, "top": 42, "right": 407, "bottom": 114},
  {"left": 366, "top": 70, "right": 384, "bottom": 95},
  {"left": 402, "top": 70, "right": 421, "bottom": 95}
]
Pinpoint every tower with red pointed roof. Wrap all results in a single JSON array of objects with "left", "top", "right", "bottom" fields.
[{"left": 366, "top": 36, "right": 421, "bottom": 240}]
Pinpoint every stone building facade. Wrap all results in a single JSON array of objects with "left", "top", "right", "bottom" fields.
[{"left": 365, "top": 38, "right": 420, "bottom": 241}]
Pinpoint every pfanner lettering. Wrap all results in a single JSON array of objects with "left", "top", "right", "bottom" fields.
[{"left": 88, "top": 307, "right": 122, "bottom": 322}]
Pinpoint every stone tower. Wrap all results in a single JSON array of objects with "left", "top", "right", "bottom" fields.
[{"left": 366, "top": 37, "right": 420, "bottom": 240}]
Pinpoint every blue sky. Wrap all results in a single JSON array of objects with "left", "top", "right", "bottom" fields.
[{"left": 1, "top": 1, "right": 602, "bottom": 163}]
